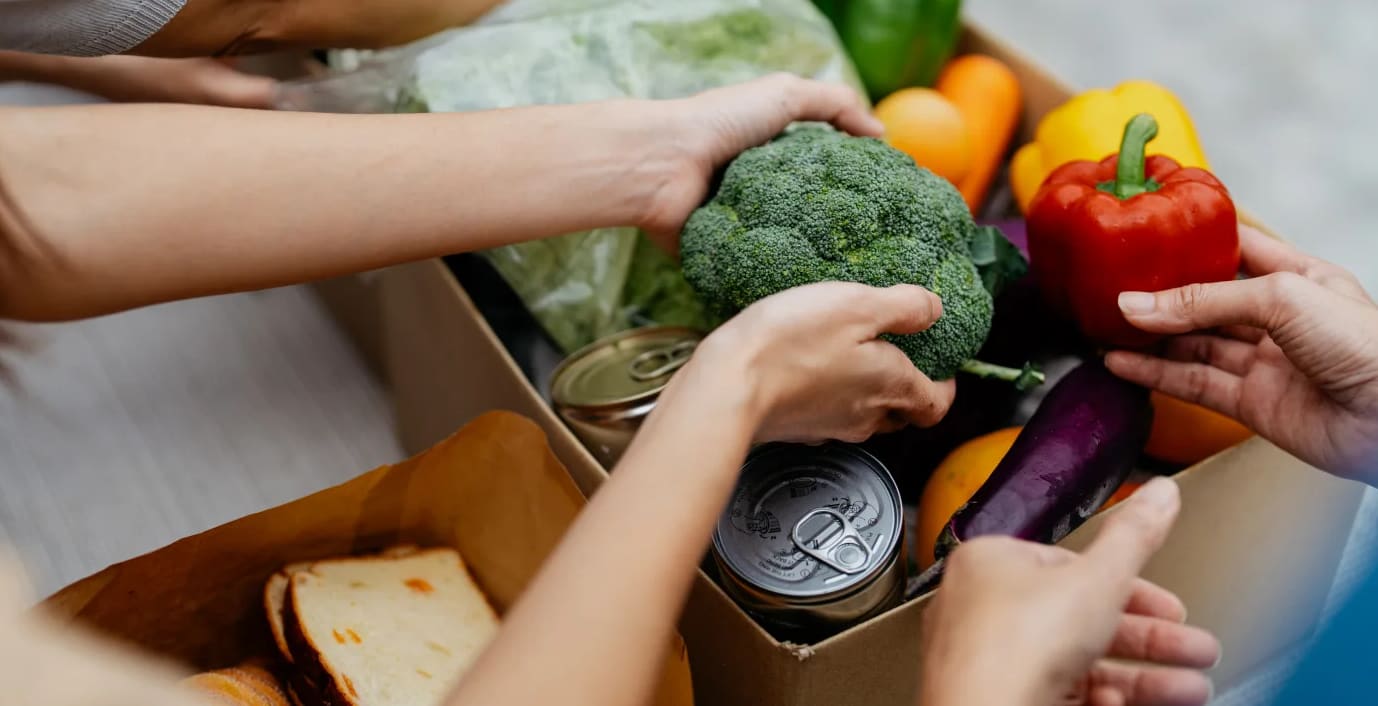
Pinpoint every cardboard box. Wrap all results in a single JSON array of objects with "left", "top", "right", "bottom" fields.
[
  {"left": 378, "top": 22, "right": 1366, "bottom": 706},
  {"left": 311, "top": 272, "right": 388, "bottom": 381},
  {"left": 39, "top": 412, "right": 693, "bottom": 706}
]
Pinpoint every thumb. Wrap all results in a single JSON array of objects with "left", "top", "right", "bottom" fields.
[
  {"left": 1116, "top": 274, "right": 1315, "bottom": 336},
  {"left": 1081, "top": 477, "right": 1180, "bottom": 587},
  {"left": 866, "top": 285, "right": 944, "bottom": 336}
]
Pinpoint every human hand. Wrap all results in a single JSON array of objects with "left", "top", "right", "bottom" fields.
[
  {"left": 1106, "top": 225, "right": 1378, "bottom": 481},
  {"left": 55, "top": 55, "right": 277, "bottom": 109},
  {"left": 918, "top": 477, "right": 1220, "bottom": 706},
  {"left": 680, "top": 282, "right": 955, "bottom": 444},
  {"left": 635, "top": 73, "right": 882, "bottom": 251}
]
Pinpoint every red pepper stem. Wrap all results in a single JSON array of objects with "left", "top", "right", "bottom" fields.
[{"left": 1112, "top": 113, "right": 1159, "bottom": 199}]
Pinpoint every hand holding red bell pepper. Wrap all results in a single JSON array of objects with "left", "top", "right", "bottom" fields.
[{"left": 1026, "top": 113, "right": 1240, "bottom": 348}]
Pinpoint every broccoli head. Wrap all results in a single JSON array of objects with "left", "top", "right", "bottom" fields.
[{"left": 681, "top": 124, "right": 1010, "bottom": 381}]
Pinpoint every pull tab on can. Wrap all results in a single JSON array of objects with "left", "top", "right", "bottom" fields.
[
  {"left": 790, "top": 507, "right": 874, "bottom": 575},
  {"left": 627, "top": 340, "right": 696, "bottom": 382}
]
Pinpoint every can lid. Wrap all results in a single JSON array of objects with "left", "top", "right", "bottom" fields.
[
  {"left": 712, "top": 443, "right": 903, "bottom": 599},
  {"left": 550, "top": 326, "right": 703, "bottom": 409}
]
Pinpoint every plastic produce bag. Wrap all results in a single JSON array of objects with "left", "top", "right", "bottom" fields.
[{"left": 276, "top": 0, "right": 863, "bottom": 353}]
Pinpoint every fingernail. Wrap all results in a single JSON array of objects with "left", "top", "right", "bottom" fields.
[
  {"left": 1211, "top": 645, "right": 1223, "bottom": 670},
  {"left": 865, "top": 113, "right": 885, "bottom": 134},
  {"left": 1118, "top": 291, "right": 1156, "bottom": 316},
  {"left": 1134, "top": 477, "right": 1179, "bottom": 512}
]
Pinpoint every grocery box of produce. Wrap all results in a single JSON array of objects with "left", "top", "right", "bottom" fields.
[
  {"left": 37, "top": 412, "right": 693, "bottom": 706},
  {"left": 375, "top": 19, "right": 1365, "bottom": 706}
]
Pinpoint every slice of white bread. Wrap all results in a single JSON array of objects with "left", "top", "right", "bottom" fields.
[
  {"left": 282, "top": 547, "right": 499, "bottom": 706},
  {"left": 264, "top": 562, "right": 312, "bottom": 663},
  {"left": 265, "top": 546, "right": 422, "bottom": 665}
]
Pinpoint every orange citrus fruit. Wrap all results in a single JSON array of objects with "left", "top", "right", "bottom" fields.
[
  {"left": 915, "top": 426, "right": 1021, "bottom": 567},
  {"left": 1145, "top": 391, "right": 1253, "bottom": 466},
  {"left": 1099, "top": 479, "right": 1145, "bottom": 513},
  {"left": 872, "top": 87, "right": 973, "bottom": 185}
]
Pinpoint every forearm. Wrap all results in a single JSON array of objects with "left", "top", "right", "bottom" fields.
[
  {"left": 0, "top": 101, "right": 675, "bottom": 320},
  {"left": 133, "top": 0, "right": 505, "bottom": 56},
  {"left": 446, "top": 358, "right": 760, "bottom": 706},
  {"left": 0, "top": 51, "right": 95, "bottom": 88}
]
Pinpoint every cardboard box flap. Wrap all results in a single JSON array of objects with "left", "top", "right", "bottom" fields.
[
  {"left": 41, "top": 412, "right": 691, "bottom": 705},
  {"left": 1057, "top": 437, "right": 1362, "bottom": 686},
  {"left": 43, "top": 412, "right": 577, "bottom": 663}
]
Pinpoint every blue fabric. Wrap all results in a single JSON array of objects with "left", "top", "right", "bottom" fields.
[{"left": 1270, "top": 560, "right": 1378, "bottom": 704}]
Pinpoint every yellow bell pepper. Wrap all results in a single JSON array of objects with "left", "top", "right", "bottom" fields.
[{"left": 1009, "top": 80, "right": 1210, "bottom": 213}]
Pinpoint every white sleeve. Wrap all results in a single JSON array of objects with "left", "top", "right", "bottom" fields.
[{"left": 0, "top": 0, "right": 187, "bottom": 56}]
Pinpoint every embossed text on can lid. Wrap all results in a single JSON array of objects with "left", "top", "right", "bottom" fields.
[
  {"left": 712, "top": 443, "right": 903, "bottom": 599},
  {"left": 550, "top": 326, "right": 703, "bottom": 409}
]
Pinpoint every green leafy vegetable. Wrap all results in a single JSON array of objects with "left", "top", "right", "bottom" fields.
[
  {"left": 622, "top": 234, "right": 715, "bottom": 331},
  {"left": 313, "top": 0, "right": 865, "bottom": 353},
  {"left": 966, "top": 224, "right": 1029, "bottom": 297}
]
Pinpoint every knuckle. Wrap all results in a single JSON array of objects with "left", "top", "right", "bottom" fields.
[
  {"left": 1299, "top": 257, "right": 1351, "bottom": 286},
  {"left": 770, "top": 73, "right": 805, "bottom": 109},
  {"left": 958, "top": 536, "right": 1013, "bottom": 557},
  {"left": 1171, "top": 282, "right": 1211, "bottom": 319},
  {"left": 1266, "top": 271, "right": 1308, "bottom": 300},
  {"left": 1264, "top": 272, "right": 1310, "bottom": 322},
  {"left": 911, "top": 386, "right": 949, "bottom": 427},
  {"left": 1185, "top": 336, "right": 1215, "bottom": 364},
  {"left": 1181, "top": 364, "right": 1213, "bottom": 399},
  {"left": 1142, "top": 619, "right": 1177, "bottom": 661},
  {"left": 943, "top": 543, "right": 980, "bottom": 571}
]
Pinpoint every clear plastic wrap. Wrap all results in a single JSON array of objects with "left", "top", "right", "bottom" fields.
[{"left": 275, "top": 0, "right": 862, "bottom": 352}]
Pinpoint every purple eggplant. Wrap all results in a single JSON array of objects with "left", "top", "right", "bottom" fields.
[
  {"left": 978, "top": 218, "right": 1029, "bottom": 260},
  {"left": 934, "top": 359, "right": 1153, "bottom": 559}
]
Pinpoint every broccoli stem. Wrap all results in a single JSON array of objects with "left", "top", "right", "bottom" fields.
[{"left": 959, "top": 359, "right": 1046, "bottom": 392}]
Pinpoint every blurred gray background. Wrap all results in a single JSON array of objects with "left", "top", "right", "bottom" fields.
[
  {"left": 966, "top": 0, "right": 1377, "bottom": 290},
  {"left": 1, "top": 1, "right": 1375, "bottom": 704}
]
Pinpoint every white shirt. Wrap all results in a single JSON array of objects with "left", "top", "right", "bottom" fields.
[{"left": 0, "top": 0, "right": 186, "bottom": 56}]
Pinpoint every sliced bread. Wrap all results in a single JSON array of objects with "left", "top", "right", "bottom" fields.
[
  {"left": 182, "top": 661, "right": 293, "bottom": 706},
  {"left": 264, "top": 562, "right": 312, "bottom": 663},
  {"left": 283, "top": 547, "right": 499, "bottom": 706},
  {"left": 265, "top": 546, "right": 420, "bottom": 664}
]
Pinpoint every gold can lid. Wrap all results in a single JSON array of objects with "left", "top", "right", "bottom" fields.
[{"left": 550, "top": 326, "right": 704, "bottom": 410}]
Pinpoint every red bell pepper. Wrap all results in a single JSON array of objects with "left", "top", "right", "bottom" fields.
[{"left": 1026, "top": 113, "right": 1240, "bottom": 348}]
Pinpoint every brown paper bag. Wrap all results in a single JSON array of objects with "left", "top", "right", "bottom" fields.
[{"left": 40, "top": 410, "right": 693, "bottom": 705}]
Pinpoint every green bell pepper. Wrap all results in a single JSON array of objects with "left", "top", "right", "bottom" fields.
[
  {"left": 820, "top": 0, "right": 964, "bottom": 100},
  {"left": 809, "top": 0, "right": 847, "bottom": 27}
]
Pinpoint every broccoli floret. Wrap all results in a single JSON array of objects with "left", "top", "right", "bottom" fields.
[{"left": 681, "top": 124, "right": 1038, "bottom": 386}]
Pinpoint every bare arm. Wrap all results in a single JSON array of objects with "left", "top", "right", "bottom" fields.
[
  {"left": 0, "top": 74, "right": 880, "bottom": 322},
  {"left": 445, "top": 282, "right": 954, "bottom": 706},
  {"left": 0, "top": 51, "right": 275, "bottom": 107},
  {"left": 132, "top": 0, "right": 506, "bottom": 56},
  {"left": 0, "top": 101, "right": 668, "bottom": 319},
  {"left": 444, "top": 355, "right": 759, "bottom": 706}
]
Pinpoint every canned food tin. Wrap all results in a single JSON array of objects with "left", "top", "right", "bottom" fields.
[
  {"left": 550, "top": 326, "right": 703, "bottom": 468},
  {"left": 711, "top": 442, "right": 906, "bottom": 642}
]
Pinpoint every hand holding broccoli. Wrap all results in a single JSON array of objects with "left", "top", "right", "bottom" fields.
[
  {"left": 633, "top": 73, "right": 883, "bottom": 252},
  {"left": 680, "top": 123, "right": 1038, "bottom": 387}
]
